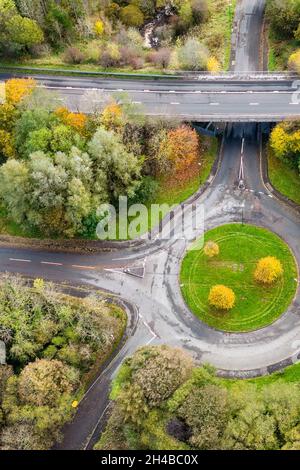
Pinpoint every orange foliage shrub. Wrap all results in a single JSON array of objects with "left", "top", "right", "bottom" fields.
[
  {"left": 55, "top": 107, "right": 87, "bottom": 133},
  {"left": 5, "top": 78, "right": 36, "bottom": 105},
  {"left": 254, "top": 257, "right": 283, "bottom": 285},
  {"left": 208, "top": 285, "right": 235, "bottom": 310}
]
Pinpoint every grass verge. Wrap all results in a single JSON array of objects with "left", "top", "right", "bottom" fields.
[
  {"left": 180, "top": 223, "right": 298, "bottom": 332},
  {"left": 268, "top": 148, "right": 300, "bottom": 206}
]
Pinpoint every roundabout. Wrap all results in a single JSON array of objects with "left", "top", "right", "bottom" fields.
[{"left": 180, "top": 224, "right": 298, "bottom": 332}]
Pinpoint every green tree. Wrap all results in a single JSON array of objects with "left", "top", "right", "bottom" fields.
[
  {"left": 178, "top": 385, "right": 228, "bottom": 449},
  {"left": 120, "top": 5, "right": 144, "bottom": 27},
  {"left": 266, "top": 0, "right": 300, "bottom": 39},
  {"left": 88, "top": 126, "right": 142, "bottom": 200},
  {"left": 7, "top": 14, "right": 44, "bottom": 47},
  {"left": 0, "top": 0, "right": 43, "bottom": 53}
]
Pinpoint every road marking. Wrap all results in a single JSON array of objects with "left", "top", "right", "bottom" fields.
[
  {"left": 9, "top": 258, "right": 31, "bottom": 263},
  {"left": 169, "top": 90, "right": 176, "bottom": 93},
  {"left": 170, "top": 102, "right": 180, "bottom": 105},
  {"left": 41, "top": 261, "right": 63, "bottom": 266},
  {"left": 132, "top": 101, "right": 142, "bottom": 104},
  {"left": 290, "top": 102, "right": 299, "bottom": 105},
  {"left": 145, "top": 336, "right": 156, "bottom": 346},
  {"left": 210, "top": 102, "right": 219, "bottom": 106},
  {"left": 249, "top": 102, "right": 259, "bottom": 105},
  {"left": 104, "top": 268, "right": 125, "bottom": 275},
  {"left": 71, "top": 265, "right": 96, "bottom": 270}
]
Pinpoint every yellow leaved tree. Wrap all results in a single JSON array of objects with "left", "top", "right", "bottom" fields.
[
  {"left": 254, "top": 257, "right": 283, "bottom": 285},
  {"left": 209, "top": 285, "right": 235, "bottom": 310},
  {"left": 204, "top": 241, "right": 220, "bottom": 258},
  {"left": 5, "top": 78, "right": 36, "bottom": 105}
]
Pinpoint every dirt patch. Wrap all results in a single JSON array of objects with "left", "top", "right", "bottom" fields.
[{"left": 210, "top": 260, "right": 245, "bottom": 272}]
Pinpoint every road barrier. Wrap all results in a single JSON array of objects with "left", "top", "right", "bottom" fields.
[{"left": 0, "top": 65, "right": 297, "bottom": 82}]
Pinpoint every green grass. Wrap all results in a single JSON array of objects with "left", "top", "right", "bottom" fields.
[
  {"left": 248, "top": 362, "right": 300, "bottom": 387},
  {"left": 180, "top": 224, "right": 298, "bottom": 332},
  {"left": 268, "top": 149, "right": 300, "bottom": 205},
  {"left": 268, "top": 47, "right": 277, "bottom": 71}
]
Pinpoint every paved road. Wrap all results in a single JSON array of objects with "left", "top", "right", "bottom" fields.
[
  {"left": 1, "top": 78, "right": 300, "bottom": 123},
  {"left": 1, "top": 0, "right": 300, "bottom": 449}
]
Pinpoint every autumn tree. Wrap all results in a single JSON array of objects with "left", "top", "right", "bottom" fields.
[
  {"left": 207, "top": 56, "right": 221, "bottom": 73},
  {"left": 209, "top": 285, "right": 235, "bottom": 310},
  {"left": 0, "top": 129, "right": 15, "bottom": 160},
  {"left": 5, "top": 78, "right": 36, "bottom": 106},
  {"left": 254, "top": 257, "right": 283, "bottom": 285},
  {"left": 18, "top": 359, "right": 79, "bottom": 407},
  {"left": 100, "top": 102, "right": 124, "bottom": 132},
  {"left": 94, "top": 19, "right": 105, "bottom": 37},
  {"left": 288, "top": 49, "right": 300, "bottom": 74},
  {"left": 270, "top": 121, "right": 300, "bottom": 168},
  {"left": 159, "top": 125, "right": 200, "bottom": 181},
  {"left": 204, "top": 241, "right": 219, "bottom": 258}
]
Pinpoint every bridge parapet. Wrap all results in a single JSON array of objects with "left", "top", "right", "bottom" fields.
[{"left": 180, "top": 71, "right": 299, "bottom": 81}]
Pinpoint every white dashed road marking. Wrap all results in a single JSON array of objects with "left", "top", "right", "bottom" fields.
[
  {"left": 41, "top": 261, "right": 63, "bottom": 266},
  {"left": 9, "top": 258, "right": 31, "bottom": 263},
  {"left": 71, "top": 265, "right": 96, "bottom": 270}
]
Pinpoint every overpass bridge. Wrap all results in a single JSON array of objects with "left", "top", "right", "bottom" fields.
[{"left": 1, "top": 70, "right": 300, "bottom": 122}]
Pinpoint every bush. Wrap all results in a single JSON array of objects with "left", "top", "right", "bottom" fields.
[
  {"left": 149, "top": 48, "right": 171, "bottom": 69},
  {"left": 207, "top": 56, "right": 221, "bottom": 73},
  {"left": 178, "top": 384, "right": 228, "bottom": 449},
  {"left": 288, "top": 50, "right": 300, "bottom": 74},
  {"left": 204, "top": 241, "right": 219, "bottom": 258},
  {"left": 209, "top": 285, "right": 235, "bottom": 310},
  {"left": 42, "top": 345, "right": 57, "bottom": 359},
  {"left": 118, "top": 383, "right": 149, "bottom": 426},
  {"left": 94, "top": 20, "right": 104, "bottom": 37},
  {"left": 131, "top": 345, "right": 193, "bottom": 407},
  {"left": 254, "top": 257, "right": 283, "bottom": 285},
  {"left": 130, "top": 176, "right": 159, "bottom": 204},
  {"left": 100, "top": 43, "right": 121, "bottom": 68},
  {"left": 18, "top": 359, "right": 79, "bottom": 407},
  {"left": 63, "top": 46, "right": 85, "bottom": 65},
  {"left": 177, "top": 37, "right": 208, "bottom": 70}
]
